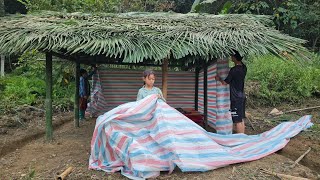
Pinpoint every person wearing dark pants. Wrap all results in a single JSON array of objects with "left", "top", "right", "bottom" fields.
[{"left": 215, "top": 51, "right": 247, "bottom": 134}]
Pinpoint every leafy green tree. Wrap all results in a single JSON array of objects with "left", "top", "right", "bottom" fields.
[
  {"left": 231, "top": 0, "right": 319, "bottom": 50},
  {"left": 285, "top": 1, "right": 319, "bottom": 51},
  {"left": 4, "top": 0, "right": 27, "bottom": 14},
  {"left": 190, "top": 0, "right": 319, "bottom": 51},
  {"left": 172, "top": 0, "right": 193, "bottom": 13}
]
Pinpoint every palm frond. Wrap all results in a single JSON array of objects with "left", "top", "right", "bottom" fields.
[{"left": 0, "top": 11, "right": 310, "bottom": 63}]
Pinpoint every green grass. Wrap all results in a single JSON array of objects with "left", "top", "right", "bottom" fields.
[{"left": 245, "top": 54, "right": 320, "bottom": 106}]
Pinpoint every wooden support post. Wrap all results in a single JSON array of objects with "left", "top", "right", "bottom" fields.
[
  {"left": 203, "top": 60, "right": 208, "bottom": 130},
  {"left": 1, "top": 55, "right": 4, "bottom": 77},
  {"left": 195, "top": 66, "right": 200, "bottom": 111},
  {"left": 74, "top": 62, "right": 80, "bottom": 127},
  {"left": 45, "top": 53, "right": 53, "bottom": 141},
  {"left": 162, "top": 58, "right": 168, "bottom": 100}
]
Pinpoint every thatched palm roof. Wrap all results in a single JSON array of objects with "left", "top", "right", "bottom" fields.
[{"left": 0, "top": 11, "right": 310, "bottom": 63}]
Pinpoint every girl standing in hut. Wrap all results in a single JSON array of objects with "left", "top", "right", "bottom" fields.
[{"left": 137, "top": 70, "right": 165, "bottom": 101}]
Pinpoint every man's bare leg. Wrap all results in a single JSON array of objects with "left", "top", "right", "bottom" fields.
[{"left": 234, "top": 121, "right": 245, "bottom": 134}]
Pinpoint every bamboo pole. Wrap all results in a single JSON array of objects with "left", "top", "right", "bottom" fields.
[
  {"left": 260, "top": 169, "right": 310, "bottom": 180},
  {"left": 162, "top": 58, "right": 168, "bottom": 100},
  {"left": 203, "top": 60, "right": 208, "bottom": 130},
  {"left": 290, "top": 147, "right": 311, "bottom": 168},
  {"left": 45, "top": 53, "right": 53, "bottom": 141},
  {"left": 74, "top": 62, "right": 80, "bottom": 127},
  {"left": 284, "top": 106, "right": 320, "bottom": 113},
  {"left": 56, "top": 167, "right": 73, "bottom": 180}
]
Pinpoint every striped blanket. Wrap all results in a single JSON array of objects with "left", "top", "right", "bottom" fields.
[{"left": 89, "top": 95, "right": 313, "bottom": 180}]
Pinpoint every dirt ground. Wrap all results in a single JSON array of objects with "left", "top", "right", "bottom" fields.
[
  {"left": 0, "top": 100, "right": 319, "bottom": 180},
  {"left": 245, "top": 98, "right": 320, "bottom": 174}
]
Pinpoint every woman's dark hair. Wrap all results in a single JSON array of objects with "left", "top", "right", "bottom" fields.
[
  {"left": 143, "top": 70, "right": 155, "bottom": 85},
  {"left": 143, "top": 70, "right": 155, "bottom": 78},
  {"left": 80, "top": 68, "right": 87, "bottom": 76},
  {"left": 232, "top": 50, "right": 243, "bottom": 61}
]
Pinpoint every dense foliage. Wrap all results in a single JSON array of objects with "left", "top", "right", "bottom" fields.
[
  {"left": 245, "top": 54, "right": 320, "bottom": 106},
  {"left": 193, "top": 0, "right": 319, "bottom": 51},
  {"left": 15, "top": 0, "right": 193, "bottom": 13},
  {"left": 0, "top": 51, "right": 75, "bottom": 113}
]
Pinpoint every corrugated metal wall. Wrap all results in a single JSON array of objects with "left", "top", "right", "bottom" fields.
[
  {"left": 88, "top": 62, "right": 232, "bottom": 134},
  {"left": 91, "top": 67, "right": 195, "bottom": 111}
]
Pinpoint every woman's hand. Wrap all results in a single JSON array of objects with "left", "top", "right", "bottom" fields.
[{"left": 157, "top": 94, "right": 165, "bottom": 100}]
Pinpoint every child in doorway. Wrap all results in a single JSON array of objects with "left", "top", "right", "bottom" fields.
[
  {"left": 79, "top": 66, "right": 97, "bottom": 120},
  {"left": 136, "top": 70, "right": 165, "bottom": 101}
]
